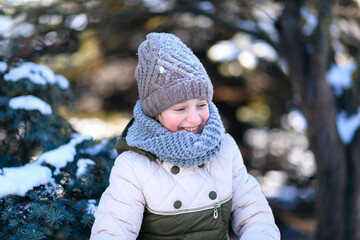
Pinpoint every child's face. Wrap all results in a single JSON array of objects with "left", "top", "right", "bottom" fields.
[{"left": 157, "top": 99, "right": 210, "bottom": 134}]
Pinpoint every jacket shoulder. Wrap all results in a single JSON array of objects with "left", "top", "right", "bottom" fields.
[
  {"left": 217, "top": 133, "right": 239, "bottom": 158},
  {"left": 113, "top": 150, "right": 161, "bottom": 182},
  {"left": 223, "top": 133, "right": 237, "bottom": 146}
]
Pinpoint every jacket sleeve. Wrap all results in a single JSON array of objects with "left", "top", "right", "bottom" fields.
[
  {"left": 90, "top": 152, "right": 145, "bottom": 240},
  {"left": 228, "top": 135, "right": 280, "bottom": 240}
]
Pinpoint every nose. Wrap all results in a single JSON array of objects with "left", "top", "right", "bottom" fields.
[{"left": 186, "top": 108, "right": 201, "bottom": 124}]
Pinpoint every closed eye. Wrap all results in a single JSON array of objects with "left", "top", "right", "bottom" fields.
[{"left": 198, "top": 103, "right": 208, "bottom": 108}]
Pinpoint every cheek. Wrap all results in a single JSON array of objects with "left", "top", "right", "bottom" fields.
[
  {"left": 167, "top": 118, "right": 184, "bottom": 132},
  {"left": 203, "top": 111, "right": 210, "bottom": 122},
  {"left": 159, "top": 115, "right": 183, "bottom": 132},
  {"left": 201, "top": 109, "right": 210, "bottom": 123}
]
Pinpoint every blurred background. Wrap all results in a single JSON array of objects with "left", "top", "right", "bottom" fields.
[{"left": 1, "top": 0, "right": 360, "bottom": 239}]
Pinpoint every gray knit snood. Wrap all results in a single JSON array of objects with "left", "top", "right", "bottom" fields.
[{"left": 125, "top": 100, "right": 225, "bottom": 167}]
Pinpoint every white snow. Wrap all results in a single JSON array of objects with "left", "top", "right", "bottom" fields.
[
  {"left": 320, "top": 24, "right": 360, "bottom": 145},
  {"left": 326, "top": 61, "right": 360, "bottom": 144},
  {"left": 0, "top": 164, "right": 52, "bottom": 198},
  {"left": 4, "top": 62, "right": 56, "bottom": 85},
  {"left": 9, "top": 95, "right": 52, "bottom": 115},
  {"left": 0, "top": 61, "right": 7, "bottom": 73},
  {"left": 287, "top": 109, "right": 307, "bottom": 133},
  {"left": 0, "top": 134, "right": 93, "bottom": 199},
  {"left": 37, "top": 134, "right": 92, "bottom": 175},
  {"left": 207, "top": 41, "right": 239, "bottom": 62},
  {"left": 236, "top": 20, "right": 256, "bottom": 32},
  {"left": 258, "top": 20, "right": 279, "bottom": 43},
  {"left": 244, "top": 128, "right": 269, "bottom": 149},
  {"left": 0, "top": 15, "right": 14, "bottom": 38},
  {"left": 69, "top": 14, "right": 88, "bottom": 31},
  {"left": 55, "top": 74, "right": 69, "bottom": 89},
  {"left": 300, "top": 7, "right": 318, "bottom": 36},
  {"left": 288, "top": 147, "right": 316, "bottom": 177},
  {"left": 326, "top": 61, "right": 356, "bottom": 95},
  {"left": 81, "top": 139, "right": 108, "bottom": 155},
  {"left": 76, "top": 158, "right": 95, "bottom": 177},
  {"left": 87, "top": 199, "right": 97, "bottom": 214},
  {"left": 39, "top": 14, "right": 63, "bottom": 25},
  {"left": 207, "top": 33, "right": 277, "bottom": 69},
  {"left": 142, "top": 0, "right": 171, "bottom": 13},
  {"left": 252, "top": 41, "right": 278, "bottom": 62},
  {"left": 237, "top": 50, "right": 258, "bottom": 69},
  {"left": 18, "top": 22, "right": 35, "bottom": 38},
  {"left": 260, "top": 170, "right": 298, "bottom": 203},
  {"left": 198, "top": 1, "right": 215, "bottom": 13},
  {"left": 336, "top": 109, "right": 360, "bottom": 144},
  {"left": 80, "top": 139, "right": 118, "bottom": 159}
]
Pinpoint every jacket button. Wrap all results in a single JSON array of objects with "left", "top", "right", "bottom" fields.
[
  {"left": 209, "top": 191, "right": 217, "bottom": 200},
  {"left": 171, "top": 166, "right": 180, "bottom": 174},
  {"left": 173, "top": 200, "right": 182, "bottom": 209},
  {"left": 198, "top": 164, "right": 205, "bottom": 168}
]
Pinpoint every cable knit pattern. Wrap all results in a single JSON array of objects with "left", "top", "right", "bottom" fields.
[
  {"left": 126, "top": 100, "right": 225, "bottom": 167},
  {"left": 135, "top": 33, "right": 213, "bottom": 117}
]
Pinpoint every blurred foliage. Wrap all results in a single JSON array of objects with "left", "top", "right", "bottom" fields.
[
  {"left": 0, "top": 0, "right": 295, "bottom": 128},
  {"left": 2, "top": 0, "right": 358, "bottom": 131}
]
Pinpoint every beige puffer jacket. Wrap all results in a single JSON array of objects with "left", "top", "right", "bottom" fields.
[{"left": 91, "top": 133, "right": 280, "bottom": 240}]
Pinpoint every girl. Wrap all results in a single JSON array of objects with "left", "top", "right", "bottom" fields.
[{"left": 91, "top": 32, "right": 280, "bottom": 240}]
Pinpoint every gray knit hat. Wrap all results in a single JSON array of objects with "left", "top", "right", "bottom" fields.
[{"left": 135, "top": 32, "right": 213, "bottom": 117}]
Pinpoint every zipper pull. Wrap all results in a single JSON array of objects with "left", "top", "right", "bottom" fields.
[{"left": 213, "top": 203, "right": 220, "bottom": 219}]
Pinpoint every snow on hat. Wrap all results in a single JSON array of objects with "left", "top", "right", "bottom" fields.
[{"left": 135, "top": 32, "right": 213, "bottom": 117}]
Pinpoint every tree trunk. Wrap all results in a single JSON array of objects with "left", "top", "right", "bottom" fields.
[
  {"left": 349, "top": 131, "right": 360, "bottom": 239},
  {"left": 279, "top": 0, "right": 347, "bottom": 239}
]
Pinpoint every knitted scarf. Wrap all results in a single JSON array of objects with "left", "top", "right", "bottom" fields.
[{"left": 125, "top": 100, "right": 225, "bottom": 167}]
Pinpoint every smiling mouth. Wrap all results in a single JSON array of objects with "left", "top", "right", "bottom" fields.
[{"left": 182, "top": 126, "right": 199, "bottom": 133}]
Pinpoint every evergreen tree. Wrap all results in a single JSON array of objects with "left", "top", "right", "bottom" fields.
[{"left": 0, "top": 59, "right": 116, "bottom": 239}]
